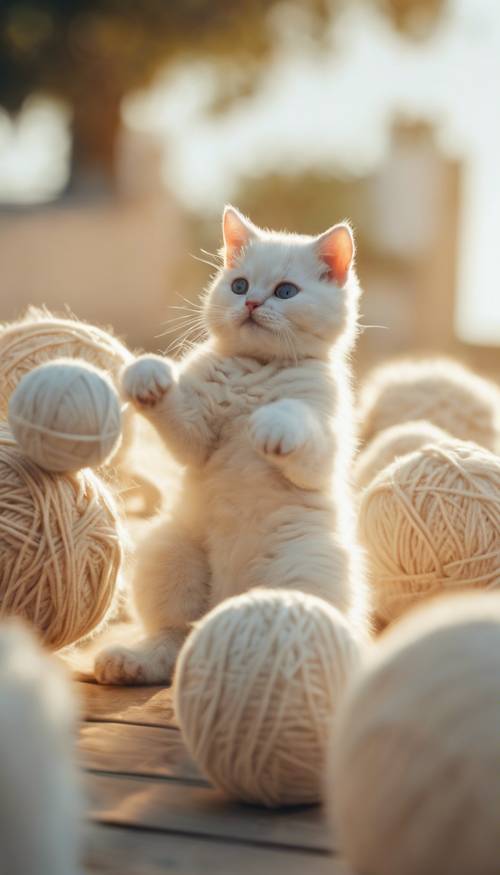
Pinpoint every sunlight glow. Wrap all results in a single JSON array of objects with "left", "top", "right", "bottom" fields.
[
  {"left": 125, "top": 0, "right": 500, "bottom": 344},
  {"left": 1, "top": 2, "right": 498, "bottom": 343},
  {"left": 0, "top": 97, "right": 70, "bottom": 204}
]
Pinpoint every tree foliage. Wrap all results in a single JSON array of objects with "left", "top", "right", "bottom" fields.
[
  {"left": 0, "top": 1, "right": 291, "bottom": 181},
  {"left": 0, "top": 1, "right": 445, "bottom": 182}
]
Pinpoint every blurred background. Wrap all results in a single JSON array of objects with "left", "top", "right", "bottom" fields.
[{"left": 0, "top": 0, "right": 499, "bottom": 378}]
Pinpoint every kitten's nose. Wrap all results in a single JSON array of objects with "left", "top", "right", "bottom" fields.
[{"left": 245, "top": 300, "right": 260, "bottom": 312}]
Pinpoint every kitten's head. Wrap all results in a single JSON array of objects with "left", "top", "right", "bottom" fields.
[{"left": 203, "top": 206, "right": 360, "bottom": 362}]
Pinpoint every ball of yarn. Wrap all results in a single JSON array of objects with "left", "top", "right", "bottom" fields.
[
  {"left": 0, "top": 620, "right": 81, "bottom": 875},
  {"left": 174, "top": 588, "right": 361, "bottom": 807},
  {"left": 358, "top": 357, "right": 500, "bottom": 451},
  {"left": 0, "top": 308, "right": 134, "bottom": 465},
  {"left": 328, "top": 592, "right": 500, "bottom": 875},
  {"left": 0, "top": 309, "right": 132, "bottom": 416},
  {"left": 9, "top": 360, "right": 123, "bottom": 473},
  {"left": 0, "top": 425, "right": 122, "bottom": 649},
  {"left": 359, "top": 441, "right": 500, "bottom": 624},
  {"left": 354, "top": 420, "right": 450, "bottom": 490}
]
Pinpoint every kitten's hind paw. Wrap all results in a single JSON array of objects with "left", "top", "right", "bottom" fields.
[
  {"left": 94, "top": 646, "right": 148, "bottom": 685},
  {"left": 121, "top": 355, "right": 173, "bottom": 409},
  {"left": 94, "top": 631, "right": 183, "bottom": 685}
]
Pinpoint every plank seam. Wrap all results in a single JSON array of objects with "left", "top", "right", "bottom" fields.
[
  {"left": 82, "top": 717, "right": 179, "bottom": 731},
  {"left": 89, "top": 817, "right": 336, "bottom": 857},
  {"left": 84, "top": 766, "right": 208, "bottom": 788}
]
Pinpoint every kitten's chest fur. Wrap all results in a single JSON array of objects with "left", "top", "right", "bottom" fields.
[
  {"left": 210, "top": 356, "right": 286, "bottom": 414},
  {"left": 201, "top": 354, "right": 334, "bottom": 438}
]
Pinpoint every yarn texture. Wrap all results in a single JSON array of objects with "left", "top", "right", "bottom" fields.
[
  {"left": 0, "top": 426, "right": 122, "bottom": 649},
  {"left": 354, "top": 420, "right": 450, "bottom": 490},
  {"left": 358, "top": 357, "right": 500, "bottom": 451},
  {"left": 0, "top": 309, "right": 134, "bottom": 464},
  {"left": 359, "top": 441, "right": 500, "bottom": 623},
  {"left": 329, "top": 592, "right": 500, "bottom": 875},
  {"left": 174, "top": 588, "right": 361, "bottom": 807},
  {"left": 9, "top": 360, "right": 123, "bottom": 473}
]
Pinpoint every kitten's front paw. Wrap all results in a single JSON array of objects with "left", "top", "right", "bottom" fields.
[
  {"left": 121, "top": 355, "right": 173, "bottom": 409},
  {"left": 94, "top": 646, "right": 147, "bottom": 685},
  {"left": 249, "top": 400, "right": 308, "bottom": 457}
]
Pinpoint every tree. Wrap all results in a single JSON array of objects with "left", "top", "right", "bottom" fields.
[
  {"left": 0, "top": 1, "right": 444, "bottom": 190},
  {"left": 0, "top": 1, "right": 303, "bottom": 190}
]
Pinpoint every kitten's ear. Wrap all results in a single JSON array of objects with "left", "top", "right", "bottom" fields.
[
  {"left": 315, "top": 223, "right": 355, "bottom": 286},
  {"left": 223, "top": 206, "right": 257, "bottom": 268}
]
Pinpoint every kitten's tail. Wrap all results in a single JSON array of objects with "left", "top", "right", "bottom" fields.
[{"left": 0, "top": 621, "right": 82, "bottom": 875}]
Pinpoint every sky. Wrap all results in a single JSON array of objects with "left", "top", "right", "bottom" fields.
[{"left": 0, "top": 0, "right": 499, "bottom": 343}]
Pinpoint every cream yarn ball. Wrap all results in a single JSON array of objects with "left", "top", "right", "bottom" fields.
[
  {"left": 0, "top": 308, "right": 134, "bottom": 464},
  {"left": 174, "top": 588, "right": 361, "bottom": 807},
  {"left": 354, "top": 420, "right": 450, "bottom": 490},
  {"left": 358, "top": 357, "right": 500, "bottom": 451},
  {"left": 9, "top": 360, "right": 123, "bottom": 473},
  {"left": 359, "top": 441, "right": 500, "bottom": 624},
  {"left": 328, "top": 592, "right": 500, "bottom": 875},
  {"left": 0, "top": 308, "right": 132, "bottom": 417},
  {"left": 0, "top": 621, "right": 81, "bottom": 875},
  {"left": 0, "top": 425, "right": 123, "bottom": 649}
]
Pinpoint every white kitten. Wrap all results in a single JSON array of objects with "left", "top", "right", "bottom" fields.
[
  {"left": 0, "top": 621, "right": 82, "bottom": 875},
  {"left": 95, "top": 206, "right": 367, "bottom": 685}
]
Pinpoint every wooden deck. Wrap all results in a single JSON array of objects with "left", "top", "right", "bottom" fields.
[{"left": 76, "top": 675, "right": 353, "bottom": 874}]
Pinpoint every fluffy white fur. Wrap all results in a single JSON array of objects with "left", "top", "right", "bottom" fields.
[
  {"left": 95, "top": 207, "right": 367, "bottom": 684},
  {"left": 0, "top": 621, "right": 81, "bottom": 875}
]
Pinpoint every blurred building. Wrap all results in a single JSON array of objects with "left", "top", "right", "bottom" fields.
[
  {"left": 356, "top": 122, "right": 460, "bottom": 370},
  {"left": 0, "top": 117, "right": 497, "bottom": 384},
  {"left": 357, "top": 122, "right": 498, "bottom": 380},
  {"left": 0, "top": 130, "right": 186, "bottom": 350}
]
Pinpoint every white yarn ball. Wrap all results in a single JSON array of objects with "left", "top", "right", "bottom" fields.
[
  {"left": 328, "top": 592, "right": 500, "bottom": 875},
  {"left": 354, "top": 420, "right": 451, "bottom": 490},
  {"left": 358, "top": 357, "right": 500, "bottom": 452},
  {"left": 0, "top": 308, "right": 132, "bottom": 421},
  {"left": 358, "top": 440, "right": 500, "bottom": 625},
  {"left": 8, "top": 359, "right": 122, "bottom": 473},
  {"left": 0, "top": 308, "right": 135, "bottom": 470},
  {"left": 0, "top": 620, "right": 81, "bottom": 874},
  {"left": 174, "top": 588, "right": 362, "bottom": 807},
  {"left": 0, "top": 424, "right": 123, "bottom": 649}
]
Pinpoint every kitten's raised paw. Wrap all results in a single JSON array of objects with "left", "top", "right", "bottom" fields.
[
  {"left": 94, "top": 646, "right": 148, "bottom": 686},
  {"left": 121, "top": 355, "right": 173, "bottom": 409},
  {"left": 249, "top": 400, "right": 308, "bottom": 457}
]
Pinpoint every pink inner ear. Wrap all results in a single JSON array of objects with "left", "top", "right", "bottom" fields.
[
  {"left": 318, "top": 225, "right": 354, "bottom": 285},
  {"left": 223, "top": 208, "right": 251, "bottom": 268}
]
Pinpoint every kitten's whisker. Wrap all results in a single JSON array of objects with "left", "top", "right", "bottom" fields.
[
  {"left": 162, "top": 313, "right": 206, "bottom": 326},
  {"left": 168, "top": 308, "right": 204, "bottom": 319},
  {"left": 189, "top": 252, "right": 220, "bottom": 270},
  {"left": 167, "top": 325, "right": 208, "bottom": 357},
  {"left": 166, "top": 324, "right": 205, "bottom": 350},
  {"left": 156, "top": 317, "right": 206, "bottom": 336},
  {"left": 200, "top": 248, "right": 222, "bottom": 263},
  {"left": 156, "top": 314, "right": 207, "bottom": 339},
  {"left": 200, "top": 248, "right": 224, "bottom": 271},
  {"left": 169, "top": 304, "right": 203, "bottom": 314},
  {"left": 159, "top": 314, "right": 204, "bottom": 327},
  {"left": 173, "top": 293, "right": 206, "bottom": 310}
]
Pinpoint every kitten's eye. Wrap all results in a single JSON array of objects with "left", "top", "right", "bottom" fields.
[
  {"left": 274, "top": 282, "right": 299, "bottom": 299},
  {"left": 231, "top": 277, "right": 249, "bottom": 295}
]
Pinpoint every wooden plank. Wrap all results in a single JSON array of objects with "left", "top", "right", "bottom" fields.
[
  {"left": 78, "top": 722, "right": 206, "bottom": 785},
  {"left": 86, "top": 772, "right": 334, "bottom": 853},
  {"left": 85, "top": 824, "right": 351, "bottom": 875},
  {"left": 77, "top": 681, "right": 177, "bottom": 728}
]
